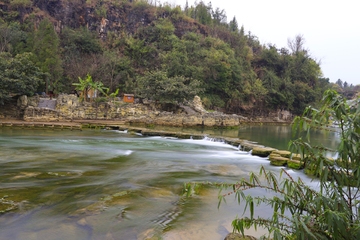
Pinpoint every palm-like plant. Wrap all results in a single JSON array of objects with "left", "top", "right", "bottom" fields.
[
  {"left": 72, "top": 74, "right": 108, "bottom": 102},
  {"left": 108, "top": 88, "right": 119, "bottom": 104}
]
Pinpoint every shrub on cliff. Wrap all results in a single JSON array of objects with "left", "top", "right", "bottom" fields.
[
  {"left": 0, "top": 52, "right": 44, "bottom": 104},
  {"left": 136, "top": 70, "right": 202, "bottom": 104},
  {"left": 185, "top": 90, "right": 360, "bottom": 239}
]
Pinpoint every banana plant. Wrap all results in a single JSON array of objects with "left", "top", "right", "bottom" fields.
[
  {"left": 73, "top": 74, "right": 108, "bottom": 102},
  {"left": 72, "top": 74, "right": 92, "bottom": 102},
  {"left": 108, "top": 88, "right": 119, "bottom": 104}
]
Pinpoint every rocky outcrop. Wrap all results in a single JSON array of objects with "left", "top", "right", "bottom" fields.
[
  {"left": 191, "top": 95, "right": 207, "bottom": 114},
  {"left": 17, "top": 95, "right": 28, "bottom": 109},
  {"left": 4, "top": 0, "right": 208, "bottom": 42}
]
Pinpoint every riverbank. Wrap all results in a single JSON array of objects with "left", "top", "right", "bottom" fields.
[{"left": 0, "top": 95, "right": 294, "bottom": 128}]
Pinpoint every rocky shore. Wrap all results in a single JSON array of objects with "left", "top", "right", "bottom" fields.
[{"left": 0, "top": 95, "right": 293, "bottom": 127}]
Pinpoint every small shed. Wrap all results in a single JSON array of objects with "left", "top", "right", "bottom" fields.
[{"left": 123, "top": 94, "right": 134, "bottom": 103}]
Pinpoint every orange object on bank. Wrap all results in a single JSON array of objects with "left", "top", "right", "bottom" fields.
[{"left": 123, "top": 94, "right": 134, "bottom": 103}]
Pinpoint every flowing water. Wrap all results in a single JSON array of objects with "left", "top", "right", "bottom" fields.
[{"left": 0, "top": 125, "right": 339, "bottom": 240}]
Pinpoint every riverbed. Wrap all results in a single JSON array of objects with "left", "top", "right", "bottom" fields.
[{"left": 0, "top": 126, "right": 336, "bottom": 239}]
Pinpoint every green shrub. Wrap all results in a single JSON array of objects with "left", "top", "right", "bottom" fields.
[{"left": 10, "top": 0, "right": 32, "bottom": 8}]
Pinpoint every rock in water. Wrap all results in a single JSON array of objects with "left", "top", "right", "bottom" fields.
[
  {"left": 251, "top": 147, "right": 276, "bottom": 157},
  {"left": 224, "top": 233, "right": 257, "bottom": 240}
]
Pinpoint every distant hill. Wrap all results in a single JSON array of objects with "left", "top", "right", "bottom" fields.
[{"left": 0, "top": 0, "right": 333, "bottom": 114}]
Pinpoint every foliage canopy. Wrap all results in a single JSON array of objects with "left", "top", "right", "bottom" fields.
[
  {"left": 136, "top": 70, "right": 202, "bottom": 104},
  {"left": 0, "top": 52, "right": 44, "bottom": 104}
]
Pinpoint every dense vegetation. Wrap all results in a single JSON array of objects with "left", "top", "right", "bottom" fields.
[
  {"left": 0, "top": 0, "right": 344, "bottom": 114},
  {"left": 0, "top": 52, "right": 44, "bottom": 104}
]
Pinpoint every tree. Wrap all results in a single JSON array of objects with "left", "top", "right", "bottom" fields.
[
  {"left": 0, "top": 23, "right": 13, "bottom": 53},
  {"left": 212, "top": 7, "right": 227, "bottom": 25},
  {"left": 32, "top": 18, "right": 62, "bottom": 94},
  {"left": 136, "top": 70, "right": 202, "bottom": 104},
  {"left": 336, "top": 79, "right": 343, "bottom": 88},
  {"left": 287, "top": 34, "right": 307, "bottom": 55},
  {"left": 186, "top": 90, "right": 360, "bottom": 239},
  {"left": 229, "top": 16, "right": 238, "bottom": 32},
  {"left": 0, "top": 52, "right": 44, "bottom": 104}
]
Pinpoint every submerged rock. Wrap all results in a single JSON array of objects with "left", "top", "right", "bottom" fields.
[
  {"left": 0, "top": 197, "right": 18, "bottom": 213},
  {"left": 35, "top": 172, "right": 80, "bottom": 179}
]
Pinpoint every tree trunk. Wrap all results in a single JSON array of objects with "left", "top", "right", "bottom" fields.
[{"left": 45, "top": 76, "right": 48, "bottom": 94}]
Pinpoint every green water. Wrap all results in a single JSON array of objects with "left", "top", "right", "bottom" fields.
[
  {"left": 0, "top": 126, "right": 335, "bottom": 240},
  {"left": 139, "top": 124, "right": 340, "bottom": 150}
]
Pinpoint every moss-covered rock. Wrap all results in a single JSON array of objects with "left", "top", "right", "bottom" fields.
[
  {"left": 141, "top": 130, "right": 163, "bottom": 136},
  {"left": 272, "top": 150, "right": 291, "bottom": 158},
  {"left": 292, "top": 154, "right": 302, "bottom": 161},
  {"left": 224, "top": 233, "right": 257, "bottom": 240},
  {"left": 304, "top": 166, "right": 317, "bottom": 176},
  {"left": 127, "top": 127, "right": 144, "bottom": 133},
  {"left": 287, "top": 159, "right": 305, "bottom": 169},
  {"left": 160, "top": 131, "right": 178, "bottom": 137},
  {"left": 269, "top": 153, "right": 281, "bottom": 161},
  {"left": 176, "top": 133, "right": 192, "bottom": 139},
  {"left": 270, "top": 156, "right": 289, "bottom": 166},
  {"left": 191, "top": 134, "right": 205, "bottom": 140},
  {"left": 251, "top": 147, "right": 276, "bottom": 157}
]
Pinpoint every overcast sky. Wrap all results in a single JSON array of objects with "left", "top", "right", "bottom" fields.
[{"left": 158, "top": 0, "right": 360, "bottom": 86}]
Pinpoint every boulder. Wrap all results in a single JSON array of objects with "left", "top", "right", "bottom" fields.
[
  {"left": 270, "top": 156, "right": 289, "bottom": 166},
  {"left": 269, "top": 153, "right": 281, "bottom": 161},
  {"left": 292, "top": 154, "right": 302, "bottom": 161},
  {"left": 192, "top": 95, "right": 207, "bottom": 114},
  {"left": 287, "top": 159, "right": 305, "bottom": 169},
  {"left": 251, "top": 147, "right": 276, "bottom": 157},
  {"left": 272, "top": 150, "right": 291, "bottom": 158},
  {"left": 17, "top": 95, "right": 28, "bottom": 109},
  {"left": 224, "top": 233, "right": 257, "bottom": 240}
]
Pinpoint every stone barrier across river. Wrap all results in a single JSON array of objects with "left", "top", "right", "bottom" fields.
[{"left": 0, "top": 121, "right": 309, "bottom": 173}]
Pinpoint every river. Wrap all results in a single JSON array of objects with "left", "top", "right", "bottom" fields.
[{"left": 0, "top": 125, "right": 339, "bottom": 240}]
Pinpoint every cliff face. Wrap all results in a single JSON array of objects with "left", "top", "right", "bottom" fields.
[{"left": 1, "top": 0, "right": 208, "bottom": 40}]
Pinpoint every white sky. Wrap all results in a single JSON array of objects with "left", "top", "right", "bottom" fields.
[{"left": 158, "top": 0, "right": 360, "bottom": 86}]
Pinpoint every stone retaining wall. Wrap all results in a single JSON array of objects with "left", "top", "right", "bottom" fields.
[
  {"left": 20, "top": 94, "right": 250, "bottom": 127},
  {"left": 2, "top": 94, "right": 294, "bottom": 127}
]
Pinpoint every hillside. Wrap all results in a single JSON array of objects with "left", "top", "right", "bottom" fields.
[{"left": 0, "top": 0, "right": 333, "bottom": 114}]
